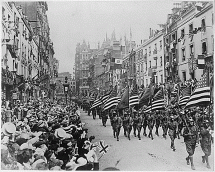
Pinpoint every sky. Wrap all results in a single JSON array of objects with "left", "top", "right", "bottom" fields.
[{"left": 46, "top": 0, "right": 174, "bottom": 74}]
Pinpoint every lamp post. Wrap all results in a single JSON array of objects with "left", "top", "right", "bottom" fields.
[{"left": 63, "top": 76, "right": 69, "bottom": 105}]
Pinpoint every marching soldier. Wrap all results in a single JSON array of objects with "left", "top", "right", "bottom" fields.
[
  {"left": 133, "top": 110, "right": 138, "bottom": 137},
  {"left": 147, "top": 112, "right": 155, "bottom": 140},
  {"left": 200, "top": 120, "right": 212, "bottom": 169},
  {"left": 112, "top": 111, "right": 122, "bottom": 141},
  {"left": 101, "top": 110, "right": 108, "bottom": 127},
  {"left": 136, "top": 111, "right": 143, "bottom": 140},
  {"left": 142, "top": 112, "right": 148, "bottom": 137},
  {"left": 183, "top": 117, "right": 199, "bottom": 170},
  {"left": 155, "top": 110, "right": 161, "bottom": 136},
  {"left": 92, "top": 107, "right": 96, "bottom": 119},
  {"left": 167, "top": 116, "right": 178, "bottom": 151},
  {"left": 161, "top": 112, "right": 168, "bottom": 139},
  {"left": 122, "top": 111, "right": 128, "bottom": 137},
  {"left": 126, "top": 112, "right": 133, "bottom": 140}
]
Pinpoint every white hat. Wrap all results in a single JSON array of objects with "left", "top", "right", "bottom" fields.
[
  {"left": 32, "top": 159, "right": 46, "bottom": 170},
  {"left": 20, "top": 142, "right": 36, "bottom": 150},
  {"left": 2, "top": 122, "right": 16, "bottom": 136},
  {"left": 55, "top": 128, "right": 72, "bottom": 139},
  {"left": 66, "top": 157, "right": 87, "bottom": 170}
]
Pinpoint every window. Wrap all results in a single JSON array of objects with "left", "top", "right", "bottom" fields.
[
  {"left": 145, "top": 49, "right": 147, "bottom": 55},
  {"left": 149, "top": 46, "right": 151, "bottom": 56},
  {"left": 201, "top": 18, "right": 206, "bottom": 32},
  {"left": 160, "top": 56, "right": 162, "bottom": 66},
  {"left": 189, "top": 23, "right": 193, "bottom": 34},
  {"left": 182, "top": 48, "right": 186, "bottom": 61},
  {"left": 160, "top": 40, "right": 162, "bottom": 50},
  {"left": 149, "top": 61, "right": 151, "bottom": 68},
  {"left": 160, "top": 74, "right": 163, "bottom": 83},
  {"left": 141, "top": 63, "right": 143, "bottom": 72},
  {"left": 155, "top": 43, "right": 157, "bottom": 50},
  {"left": 172, "top": 33, "right": 176, "bottom": 41},
  {"left": 202, "top": 42, "right": 207, "bottom": 54},
  {"left": 166, "top": 38, "right": 169, "bottom": 44},
  {"left": 190, "top": 44, "right": 194, "bottom": 55},
  {"left": 155, "top": 59, "right": 157, "bottom": 67},
  {"left": 146, "top": 79, "right": 148, "bottom": 86},
  {"left": 182, "top": 71, "right": 186, "bottom": 82},
  {"left": 181, "top": 29, "right": 185, "bottom": 38}
]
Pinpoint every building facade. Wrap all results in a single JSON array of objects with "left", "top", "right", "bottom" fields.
[{"left": 1, "top": 1, "right": 58, "bottom": 105}]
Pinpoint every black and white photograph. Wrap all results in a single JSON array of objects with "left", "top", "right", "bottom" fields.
[{"left": 1, "top": 0, "right": 214, "bottom": 171}]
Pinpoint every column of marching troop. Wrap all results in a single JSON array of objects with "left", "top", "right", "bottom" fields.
[{"left": 88, "top": 107, "right": 213, "bottom": 170}]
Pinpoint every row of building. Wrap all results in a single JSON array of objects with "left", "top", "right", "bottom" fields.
[
  {"left": 1, "top": 1, "right": 59, "bottom": 105},
  {"left": 74, "top": 1, "right": 214, "bottom": 99}
]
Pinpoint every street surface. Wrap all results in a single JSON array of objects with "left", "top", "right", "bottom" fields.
[{"left": 79, "top": 109, "right": 214, "bottom": 171}]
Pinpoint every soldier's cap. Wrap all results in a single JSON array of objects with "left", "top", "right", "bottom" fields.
[{"left": 113, "top": 111, "right": 117, "bottom": 114}]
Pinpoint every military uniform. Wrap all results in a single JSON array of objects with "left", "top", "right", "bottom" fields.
[
  {"left": 133, "top": 111, "right": 138, "bottom": 137},
  {"left": 101, "top": 110, "right": 108, "bottom": 127},
  {"left": 147, "top": 113, "right": 154, "bottom": 140},
  {"left": 112, "top": 112, "right": 122, "bottom": 141},
  {"left": 136, "top": 112, "right": 143, "bottom": 140},
  {"left": 161, "top": 114, "right": 168, "bottom": 139},
  {"left": 155, "top": 112, "right": 161, "bottom": 136},
  {"left": 167, "top": 116, "right": 178, "bottom": 151},
  {"left": 183, "top": 118, "right": 199, "bottom": 170},
  {"left": 200, "top": 120, "right": 212, "bottom": 169},
  {"left": 126, "top": 115, "right": 133, "bottom": 140},
  {"left": 142, "top": 113, "right": 148, "bottom": 136}
]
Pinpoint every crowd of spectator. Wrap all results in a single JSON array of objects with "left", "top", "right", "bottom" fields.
[{"left": 1, "top": 99, "right": 99, "bottom": 170}]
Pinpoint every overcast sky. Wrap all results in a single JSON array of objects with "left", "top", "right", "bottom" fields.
[{"left": 46, "top": 0, "right": 174, "bottom": 74}]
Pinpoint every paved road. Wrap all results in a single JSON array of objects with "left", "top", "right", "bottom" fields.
[{"left": 79, "top": 109, "right": 214, "bottom": 171}]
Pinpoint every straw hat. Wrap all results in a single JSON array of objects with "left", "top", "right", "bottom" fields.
[
  {"left": 55, "top": 128, "right": 72, "bottom": 139},
  {"left": 66, "top": 157, "right": 87, "bottom": 170},
  {"left": 2, "top": 122, "right": 16, "bottom": 136}
]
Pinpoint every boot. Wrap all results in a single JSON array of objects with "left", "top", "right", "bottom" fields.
[
  {"left": 189, "top": 156, "right": 195, "bottom": 170},
  {"left": 202, "top": 156, "right": 205, "bottom": 163},
  {"left": 186, "top": 156, "right": 190, "bottom": 165},
  {"left": 205, "top": 156, "right": 210, "bottom": 169}
]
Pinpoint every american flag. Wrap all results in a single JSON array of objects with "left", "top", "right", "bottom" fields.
[
  {"left": 103, "top": 85, "right": 120, "bottom": 111},
  {"left": 90, "top": 96, "right": 102, "bottom": 109},
  {"left": 129, "top": 84, "right": 139, "bottom": 106},
  {"left": 185, "top": 72, "right": 210, "bottom": 109},
  {"left": 179, "top": 85, "right": 192, "bottom": 107},
  {"left": 144, "top": 87, "right": 165, "bottom": 112},
  {"left": 101, "top": 92, "right": 111, "bottom": 104}
]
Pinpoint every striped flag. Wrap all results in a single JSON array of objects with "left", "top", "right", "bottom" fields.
[
  {"left": 179, "top": 85, "right": 192, "bottom": 107},
  {"left": 103, "top": 85, "right": 120, "bottom": 111},
  {"left": 91, "top": 97, "right": 102, "bottom": 109},
  {"left": 145, "top": 88, "right": 165, "bottom": 112},
  {"left": 185, "top": 72, "right": 210, "bottom": 109},
  {"left": 101, "top": 92, "right": 111, "bottom": 104},
  {"left": 129, "top": 84, "right": 139, "bottom": 106}
]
